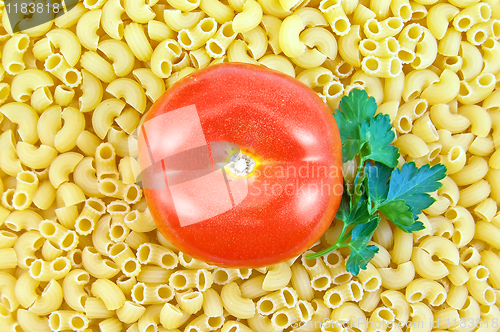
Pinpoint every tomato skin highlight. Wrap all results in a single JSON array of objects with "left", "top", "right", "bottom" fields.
[{"left": 140, "top": 63, "right": 343, "bottom": 267}]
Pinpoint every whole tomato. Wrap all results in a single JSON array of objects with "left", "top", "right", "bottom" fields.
[{"left": 138, "top": 63, "right": 343, "bottom": 267}]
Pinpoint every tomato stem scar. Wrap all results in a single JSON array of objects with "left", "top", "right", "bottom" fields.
[{"left": 227, "top": 152, "right": 255, "bottom": 177}]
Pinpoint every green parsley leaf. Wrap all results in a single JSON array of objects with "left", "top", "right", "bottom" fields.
[
  {"left": 343, "top": 139, "right": 365, "bottom": 163},
  {"left": 333, "top": 89, "right": 377, "bottom": 141},
  {"left": 346, "top": 216, "right": 380, "bottom": 275},
  {"left": 345, "top": 196, "right": 371, "bottom": 228},
  {"left": 392, "top": 220, "right": 425, "bottom": 233},
  {"left": 365, "top": 162, "right": 392, "bottom": 209},
  {"left": 378, "top": 200, "right": 416, "bottom": 227},
  {"left": 335, "top": 190, "right": 350, "bottom": 223},
  {"left": 307, "top": 89, "right": 447, "bottom": 276},
  {"left": 380, "top": 162, "right": 447, "bottom": 215},
  {"left": 359, "top": 113, "right": 400, "bottom": 168}
]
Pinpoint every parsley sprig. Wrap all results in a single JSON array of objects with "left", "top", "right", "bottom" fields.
[{"left": 307, "top": 89, "right": 447, "bottom": 276}]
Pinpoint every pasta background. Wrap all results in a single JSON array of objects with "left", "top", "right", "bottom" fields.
[{"left": 1, "top": 0, "right": 500, "bottom": 331}]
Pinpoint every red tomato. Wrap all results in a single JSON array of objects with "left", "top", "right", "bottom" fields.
[{"left": 138, "top": 63, "right": 343, "bottom": 267}]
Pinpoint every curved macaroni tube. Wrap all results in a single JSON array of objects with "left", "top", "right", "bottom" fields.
[
  {"left": 458, "top": 73, "right": 496, "bottom": 105},
  {"left": 37, "top": 105, "right": 61, "bottom": 148},
  {"left": 73, "top": 158, "right": 99, "bottom": 197},
  {"left": 125, "top": 23, "right": 154, "bottom": 62},
  {"left": 459, "top": 41, "right": 483, "bottom": 81},
  {"left": 206, "top": 21, "right": 238, "bottom": 58},
  {"left": 92, "top": 215, "right": 113, "bottom": 255},
  {"left": 102, "top": 0, "right": 125, "bottom": 40},
  {"left": 300, "top": 27, "right": 337, "bottom": 61},
  {"left": 351, "top": 71, "right": 384, "bottom": 105},
  {"left": 79, "top": 70, "right": 103, "bottom": 113},
  {"left": 319, "top": 0, "right": 350, "bottom": 36},
  {"left": 10, "top": 69, "right": 54, "bottom": 103},
  {"left": 48, "top": 152, "right": 84, "bottom": 189},
  {"left": 56, "top": 182, "right": 87, "bottom": 208},
  {"left": 189, "top": 47, "right": 210, "bottom": 71},
  {"left": 227, "top": 40, "right": 258, "bottom": 65},
  {"left": 420, "top": 69, "right": 460, "bottom": 105},
  {"left": 62, "top": 269, "right": 90, "bottom": 312},
  {"left": 0, "top": 102, "right": 38, "bottom": 144},
  {"left": 221, "top": 282, "right": 255, "bottom": 319},
  {"left": 117, "top": 301, "right": 146, "bottom": 324},
  {"left": 352, "top": 4, "right": 376, "bottom": 26},
  {"left": 0, "top": 130, "right": 24, "bottom": 177},
  {"left": 296, "top": 67, "right": 334, "bottom": 87},
  {"left": 438, "top": 129, "right": 474, "bottom": 154},
  {"left": 29, "top": 279, "right": 63, "bottom": 316},
  {"left": 451, "top": 296, "right": 481, "bottom": 332},
  {"left": 168, "top": 0, "right": 200, "bottom": 11},
  {"left": 17, "top": 309, "right": 51, "bottom": 332},
  {"left": 481, "top": 38, "right": 500, "bottom": 75},
  {"left": 91, "top": 278, "right": 126, "bottom": 310},
  {"left": 445, "top": 206, "right": 475, "bottom": 248},
  {"left": 54, "top": 86, "right": 74, "bottom": 107},
  {"left": 53, "top": 3, "right": 86, "bottom": 28},
  {"left": 419, "top": 235, "right": 459, "bottom": 264},
  {"left": 233, "top": 0, "right": 263, "bottom": 33},
  {"left": 439, "top": 146, "right": 467, "bottom": 175},
  {"left": 46, "top": 29, "right": 81, "bottom": 66},
  {"left": 106, "top": 79, "right": 147, "bottom": 114},
  {"left": 150, "top": 39, "right": 181, "bottom": 78},
  {"left": 164, "top": 9, "right": 205, "bottom": 31},
  {"left": 98, "top": 40, "right": 135, "bottom": 77},
  {"left": 378, "top": 261, "right": 415, "bottom": 290},
  {"left": 92, "top": 99, "right": 126, "bottom": 139},
  {"left": 29, "top": 256, "right": 72, "bottom": 282},
  {"left": 399, "top": 23, "right": 423, "bottom": 51},
  {"left": 29, "top": 86, "right": 53, "bottom": 114},
  {"left": 178, "top": 17, "right": 217, "bottom": 51},
  {"left": 339, "top": 25, "right": 361, "bottom": 67},
  {"left": 262, "top": 262, "right": 292, "bottom": 291},
  {"left": 200, "top": 0, "right": 234, "bottom": 23},
  {"left": 453, "top": 3, "right": 490, "bottom": 32},
  {"left": 279, "top": 15, "right": 305, "bottom": 58},
  {"left": 291, "top": 46, "right": 327, "bottom": 69},
  {"left": 406, "top": 278, "right": 447, "bottom": 306},
  {"left": 241, "top": 26, "right": 268, "bottom": 60},
  {"left": 412, "top": 28, "right": 437, "bottom": 70},
  {"left": 0, "top": 272, "right": 18, "bottom": 312},
  {"left": 380, "top": 290, "right": 409, "bottom": 323},
  {"left": 13, "top": 230, "right": 44, "bottom": 269},
  {"left": 438, "top": 176, "right": 460, "bottom": 207},
  {"left": 124, "top": 0, "right": 155, "bottom": 23},
  {"left": 258, "top": 55, "right": 295, "bottom": 77},
  {"left": 475, "top": 221, "right": 500, "bottom": 250},
  {"left": 361, "top": 56, "right": 402, "bottom": 79},
  {"left": 80, "top": 51, "right": 116, "bottom": 84},
  {"left": 430, "top": 103, "right": 470, "bottom": 133},
  {"left": 402, "top": 69, "right": 439, "bottom": 101},
  {"left": 365, "top": 17, "right": 404, "bottom": 41},
  {"left": 133, "top": 68, "right": 165, "bottom": 102},
  {"left": 76, "top": 9, "right": 101, "bottom": 51},
  {"left": 261, "top": 15, "right": 282, "bottom": 55},
  {"left": 427, "top": 3, "right": 460, "bottom": 40},
  {"left": 407, "top": 303, "right": 433, "bottom": 332},
  {"left": 295, "top": 7, "right": 327, "bottom": 27},
  {"left": 82, "top": 247, "right": 120, "bottom": 279},
  {"left": 54, "top": 107, "right": 85, "bottom": 153},
  {"left": 44, "top": 54, "right": 82, "bottom": 88},
  {"left": 394, "top": 134, "right": 429, "bottom": 158},
  {"left": 2, "top": 33, "right": 29, "bottom": 75}
]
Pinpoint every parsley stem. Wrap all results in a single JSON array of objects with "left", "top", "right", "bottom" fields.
[{"left": 306, "top": 243, "right": 341, "bottom": 259}]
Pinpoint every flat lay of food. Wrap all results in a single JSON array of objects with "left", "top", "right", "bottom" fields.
[{"left": 1, "top": 0, "right": 500, "bottom": 331}]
